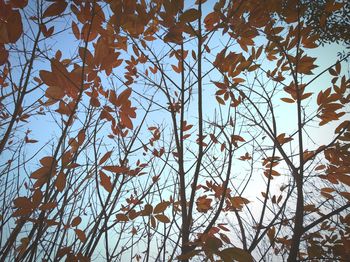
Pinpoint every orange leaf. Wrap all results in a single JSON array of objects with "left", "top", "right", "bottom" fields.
[
  {"left": 171, "top": 64, "right": 181, "bottom": 73},
  {"left": 276, "top": 133, "right": 293, "bottom": 145}
]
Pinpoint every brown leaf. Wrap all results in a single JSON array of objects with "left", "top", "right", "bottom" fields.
[
  {"left": 196, "top": 196, "right": 212, "bottom": 212},
  {"left": 74, "top": 229, "right": 86, "bottom": 242},
  {"left": 43, "top": 1, "right": 68, "bottom": 18},
  {"left": 7, "top": 10, "right": 23, "bottom": 43},
  {"left": 301, "top": 92, "right": 313, "bottom": 100},
  {"left": 219, "top": 247, "right": 254, "bottom": 262},
  {"left": 71, "top": 216, "right": 82, "bottom": 227},
  {"left": 177, "top": 250, "right": 200, "bottom": 260},
  {"left": 117, "top": 88, "right": 132, "bottom": 105},
  {"left": 40, "top": 156, "right": 56, "bottom": 167},
  {"left": 11, "top": 0, "right": 28, "bottom": 9},
  {"left": 12, "top": 208, "right": 32, "bottom": 217},
  {"left": 141, "top": 204, "right": 153, "bottom": 216},
  {"left": 55, "top": 172, "right": 66, "bottom": 192},
  {"left": 40, "top": 70, "right": 56, "bottom": 86},
  {"left": 267, "top": 226, "right": 276, "bottom": 245},
  {"left": 98, "top": 151, "right": 112, "bottom": 165},
  {"left": 281, "top": 97, "right": 295, "bottom": 103},
  {"left": 230, "top": 196, "right": 250, "bottom": 209},
  {"left": 39, "top": 202, "right": 57, "bottom": 211},
  {"left": 154, "top": 214, "right": 170, "bottom": 223},
  {"left": 77, "top": 130, "right": 85, "bottom": 145},
  {"left": 72, "top": 21, "right": 80, "bottom": 39},
  {"left": 164, "top": 27, "right": 183, "bottom": 44},
  {"left": 57, "top": 247, "right": 71, "bottom": 258},
  {"left": 216, "top": 96, "right": 225, "bottom": 105},
  {"left": 102, "top": 165, "right": 126, "bottom": 173},
  {"left": 116, "top": 213, "right": 129, "bottom": 222},
  {"left": 337, "top": 174, "right": 350, "bottom": 186},
  {"left": 32, "top": 190, "right": 43, "bottom": 207},
  {"left": 46, "top": 86, "right": 64, "bottom": 100},
  {"left": 179, "top": 9, "right": 200, "bottom": 23},
  {"left": 204, "top": 12, "right": 220, "bottom": 30},
  {"left": 220, "top": 233, "right": 231, "bottom": 244},
  {"left": 13, "top": 197, "right": 32, "bottom": 209},
  {"left": 30, "top": 167, "right": 49, "bottom": 179},
  {"left": 340, "top": 192, "right": 350, "bottom": 201},
  {"left": 154, "top": 202, "right": 169, "bottom": 214},
  {"left": 150, "top": 215, "right": 156, "bottom": 228},
  {"left": 99, "top": 170, "right": 113, "bottom": 193},
  {"left": 120, "top": 112, "right": 133, "bottom": 129}
]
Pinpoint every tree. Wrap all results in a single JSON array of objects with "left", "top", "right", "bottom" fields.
[
  {"left": 0, "top": 0, "right": 349, "bottom": 261},
  {"left": 300, "top": 0, "right": 350, "bottom": 45}
]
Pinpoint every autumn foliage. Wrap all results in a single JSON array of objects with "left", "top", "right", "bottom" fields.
[{"left": 0, "top": 0, "right": 349, "bottom": 261}]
